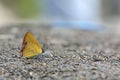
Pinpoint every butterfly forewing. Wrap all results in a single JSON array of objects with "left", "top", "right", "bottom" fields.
[{"left": 21, "top": 32, "right": 42, "bottom": 58}]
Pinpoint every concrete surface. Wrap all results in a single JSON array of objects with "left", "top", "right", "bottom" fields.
[{"left": 0, "top": 24, "right": 120, "bottom": 80}]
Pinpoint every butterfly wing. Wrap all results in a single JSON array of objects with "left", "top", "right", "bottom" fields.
[{"left": 21, "top": 32, "right": 42, "bottom": 58}]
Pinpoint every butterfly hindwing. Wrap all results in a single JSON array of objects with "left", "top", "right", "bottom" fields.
[{"left": 21, "top": 32, "right": 42, "bottom": 58}]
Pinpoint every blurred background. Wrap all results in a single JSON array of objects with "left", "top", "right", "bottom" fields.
[{"left": 0, "top": 0, "right": 120, "bottom": 33}]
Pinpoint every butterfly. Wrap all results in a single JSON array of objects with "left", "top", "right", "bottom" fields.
[{"left": 20, "top": 32, "right": 43, "bottom": 58}]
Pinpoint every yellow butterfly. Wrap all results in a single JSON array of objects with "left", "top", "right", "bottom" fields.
[{"left": 20, "top": 32, "right": 43, "bottom": 58}]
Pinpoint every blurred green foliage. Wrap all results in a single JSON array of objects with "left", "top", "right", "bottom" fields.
[{"left": 0, "top": 0, "right": 42, "bottom": 18}]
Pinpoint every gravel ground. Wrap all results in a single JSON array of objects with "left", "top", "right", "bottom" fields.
[{"left": 0, "top": 24, "right": 120, "bottom": 80}]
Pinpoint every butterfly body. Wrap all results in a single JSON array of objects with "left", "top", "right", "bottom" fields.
[{"left": 20, "top": 32, "right": 43, "bottom": 58}]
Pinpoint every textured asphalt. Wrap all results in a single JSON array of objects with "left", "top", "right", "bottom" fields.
[{"left": 0, "top": 24, "right": 120, "bottom": 80}]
